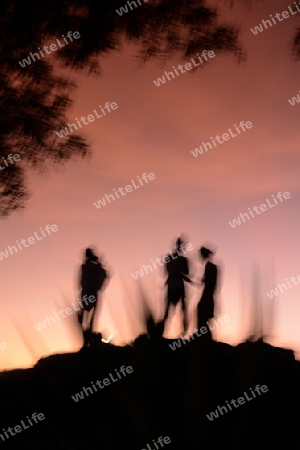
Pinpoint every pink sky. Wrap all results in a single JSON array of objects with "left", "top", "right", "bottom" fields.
[{"left": 1, "top": 0, "right": 300, "bottom": 370}]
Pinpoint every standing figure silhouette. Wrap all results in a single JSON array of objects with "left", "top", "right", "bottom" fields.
[
  {"left": 78, "top": 248, "right": 108, "bottom": 346},
  {"left": 197, "top": 246, "right": 218, "bottom": 335},
  {"left": 162, "top": 236, "right": 192, "bottom": 335}
]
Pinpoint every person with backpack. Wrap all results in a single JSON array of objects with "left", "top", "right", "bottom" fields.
[
  {"left": 78, "top": 247, "right": 109, "bottom": 345},
  {"left": 162, "top": 236, "right": 192, "bottom": 336}
]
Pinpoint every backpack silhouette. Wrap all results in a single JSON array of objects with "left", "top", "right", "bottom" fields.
[{"left": 81, "top": 260, "right": 107, "bottom": 308}]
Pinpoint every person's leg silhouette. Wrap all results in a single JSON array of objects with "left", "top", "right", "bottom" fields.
[
  {"left": 181, "top": 296, "right": 188, "bottom": 335},
  {"left": 163, "top": 298, "right": 172, "bottom": 330}
]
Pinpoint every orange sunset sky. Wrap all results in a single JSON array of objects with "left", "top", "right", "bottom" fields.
[{"left": 1, "top": 0, "right": 300, "bottom": 370}]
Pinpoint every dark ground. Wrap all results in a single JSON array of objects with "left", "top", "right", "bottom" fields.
[{"left": 0, "top": 322, "right": 299, "bottom": 450}]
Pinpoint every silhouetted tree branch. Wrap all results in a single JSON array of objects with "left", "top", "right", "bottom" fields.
[
  {"left": 292, "top": 27, "right": 300, "bottom": 59},
  {"left": 1, "top": 0, "right": 250, "bottom": 216}
]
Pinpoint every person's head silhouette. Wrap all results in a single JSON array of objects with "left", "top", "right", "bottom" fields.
[
  {"left": 175, "top": 236, "right": 185, "bottom": 254},
  {"left": 199, "top": 246, "right": 213, "bottom": 262},
  {"left": 85, "top": 247, "right": 98, "bottom": 262}
]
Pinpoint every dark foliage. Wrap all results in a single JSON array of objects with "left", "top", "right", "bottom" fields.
[{"left": 0, "top": 0, "right": 249, "bottom": 216}]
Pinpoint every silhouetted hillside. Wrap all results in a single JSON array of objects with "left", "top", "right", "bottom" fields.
[{"left": 0, "top": 327, "right": 299, "bottom": 449}]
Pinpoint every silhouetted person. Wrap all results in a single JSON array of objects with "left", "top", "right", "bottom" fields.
[
  {"left": 197, "top": 247, "right": 218, "bottom": 335},
  {"left": 163, "top": 236, "right": 192, "bottom": 335},
  {"left": 78, "top": 248, "right": 108, "bottom": 345}
]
